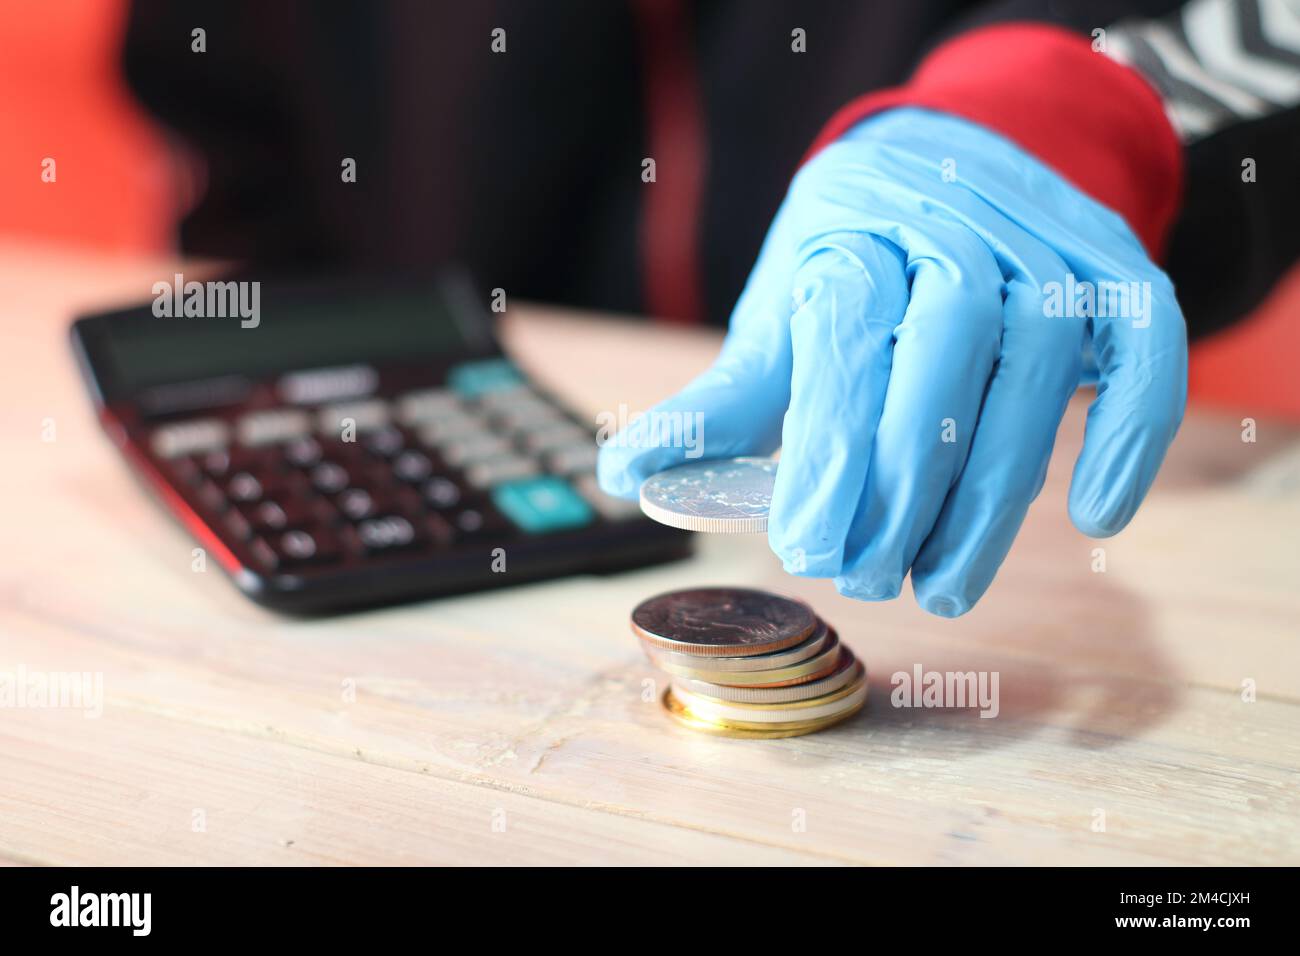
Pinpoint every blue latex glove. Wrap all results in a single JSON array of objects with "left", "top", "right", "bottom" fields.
[{"left": 599, "top": 107, "right": 1186, "bottom": 616}]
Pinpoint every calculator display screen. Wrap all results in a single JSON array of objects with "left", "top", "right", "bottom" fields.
[{"left": 97, "top": 280, "right": 487, "bottom": 394}]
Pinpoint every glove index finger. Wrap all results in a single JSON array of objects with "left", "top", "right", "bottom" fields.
[
  {"left": 595, "top": 357, "right": 788, "bottom": 499},
  {"left": 598, "top": 196, "right": 802, "bottom": 501},
  {"left": 768, "top": 232, "right": 907, "bottom": 576}
]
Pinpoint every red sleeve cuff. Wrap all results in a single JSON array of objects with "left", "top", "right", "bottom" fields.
[{"left": 803, "top": 23, "right": 1184, "bottom": 260}]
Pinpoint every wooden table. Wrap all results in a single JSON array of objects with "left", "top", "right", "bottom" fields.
[{"left": 2, "top": 241, "right": 1298, "bottom": 866}]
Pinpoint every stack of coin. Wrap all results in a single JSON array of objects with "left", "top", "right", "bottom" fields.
[{"left": 632, "top": 587, "right": 867, "bottom": 738}]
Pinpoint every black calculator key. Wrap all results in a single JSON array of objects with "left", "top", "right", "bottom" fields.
[
  {"left": 453, "top": 508, "right": 485, "bottom": 534},
  {"left": 244, "top": 499, "right": 318, "bottom": 532},
  {"left": 254, "top": 500, "right": 287, "bottom": 529},
  {"left": 196, "top": 479, "right": 228, "bottom": 513},
  {"left": 229, "top": 470, "right": 301, "bottom": 504},
  {"left": 353, "top": 515, "right": 425, "bottom": 555},
  {"left": 249, "top": 529, "right": 340, "bottom": 570},
  {"left": 165, "top": 456, "right": 202, "bottom": 486},
  {"left": 422, "top": 476, "right": 462, "bottom": 509},
  {"left": 282, "top": 529, "right": 329, "bottom": 561},
  {"left": 249, "top": 537, "right": 278, "bottom": 570},
  {"left": 337, "top": 488, "right": 374, "bottom": 521},
  {"left": 450, "top": 505, "right": 512, "bottom": 537},
  {"left": 283, "top": 436, "right": 323, "bottom": 468},
  {"left": 337, "top": 487, "right": 409, "bottom": 522},
  {"left": 201, "top": 450, "right": 237, "bottom": 477},
  {"left": 310, "top": 462, "right": 351, "bottom": 494},
  {"left": 363, "top": 426, "right": 406, "bottom": 458},
  {"left": 392, "top": 450, "right": 434, "bottom": 483},
  {"left": 225, "top": 508, "right": 253, "bottom": 541},
  {"left": 227, "top": 471, "right": 264, "bottom": 503}
]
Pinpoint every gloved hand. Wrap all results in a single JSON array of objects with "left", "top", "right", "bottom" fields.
[{"left": 598, "top": 107, "right": 1186, "bottom": 617}]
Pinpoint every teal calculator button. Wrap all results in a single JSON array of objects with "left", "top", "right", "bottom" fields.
[
  {"left": 448, "top": 358, "right": 524, "bottom": 397},
  {"left": 491, "top": 477, "right": 595, "bottom": 534}
]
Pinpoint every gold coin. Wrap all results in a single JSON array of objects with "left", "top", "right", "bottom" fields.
[
  {"left": 631, "top": 587, "right": 815, "bottom": 657},
  {"left": 662, "top": 687, "right": 867, "bottom": 738},
  {"left": 644, "top": 628, "right": 841, "bottom": 686},
  {"left": 670, "top": 672, "right": 868, "bottom": 724},
  {"left": 641, "top": 618, "right": 831, "bottom": 673},
  {"left": 674, "top": 647, "right": 863, "bottom": 704}
]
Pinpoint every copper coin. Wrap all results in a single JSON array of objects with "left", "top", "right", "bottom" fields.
[
  {"left": 631, "top": 587, "right": 816, "bottom": 657},
  {"left": 641, "top": 618, "right": 830, "bottom": 673}
]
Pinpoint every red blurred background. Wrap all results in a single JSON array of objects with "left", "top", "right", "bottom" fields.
[{"left": 3, "top": 1, "right": 1296, "bottom": 418}]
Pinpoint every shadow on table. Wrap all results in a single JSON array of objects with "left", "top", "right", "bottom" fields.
[{"left": 845, "top": 573, "right": 1179, "bottom": 757}]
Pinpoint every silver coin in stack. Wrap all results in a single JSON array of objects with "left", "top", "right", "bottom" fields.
[
  {"left": 646, "top": 625, "right": 843, "bottom": 686},
  {"left": 672, "top": 644, "right": 864, "bottom": 704},
  {"left": 639, "top": 457, "right": 776, "bottom": 533},
  {"left": 631, "top": 586, "right": 815, "bottom": 657}
]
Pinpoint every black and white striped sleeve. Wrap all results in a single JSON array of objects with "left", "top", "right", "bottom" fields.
[
  {"left": 944, "top": 0, "right": 1300, "bottom": 338},
  {"left": 1105, "top": 0, "right": 1300, "bottom": 142}
]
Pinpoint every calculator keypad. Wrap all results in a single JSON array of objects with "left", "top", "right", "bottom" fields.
[{"left": 150, "top": 367, "right": 629, "bottom": 577}]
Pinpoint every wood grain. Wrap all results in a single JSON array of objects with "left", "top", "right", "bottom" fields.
[{"left": 2, "top": 241, "right": 1297, "bottom": 865}]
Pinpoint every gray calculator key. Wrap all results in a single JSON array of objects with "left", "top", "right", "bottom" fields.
[
  {"left": 150, "top": 419, "right": 230, "bottom": 458},
  {"left": 523, "top": 422, "right": 590, "bottom": 454},
  {"left": 492, "top": 401, "right": 566, "bottom": 433},
  {"left": 475, "top": 384, "right": 537, "bottom": 410},
  {"left": 441, "top": 433, "right": 512, "bottom": 467},
  {"left": 465, "top": 455, "right": 540, "bottom": 489},
  {"left": 236, "top": 408, "right": 311, "bottom": 447},
  {"left": 395, "top": 388, "right": 463, "bottom": 425},
  {"left": 317, "top": 399, "right": 390, "bottom": 436},
  {"left": 544, "top": 443, "right": 600, "bottom": 474},
  {"left": 417, "top": 413, "right": 486, "bottom": 444}
]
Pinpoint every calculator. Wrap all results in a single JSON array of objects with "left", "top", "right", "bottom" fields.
[{"left": 70, "top": 275, "right": 691, "bottom": 612}]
